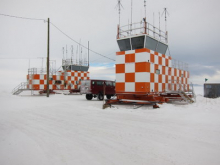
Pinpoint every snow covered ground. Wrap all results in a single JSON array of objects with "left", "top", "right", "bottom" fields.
[{"left": 1, "top": 86, "right": 220, "bottom": 165}]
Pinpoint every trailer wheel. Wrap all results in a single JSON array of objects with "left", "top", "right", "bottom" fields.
[
  {"left": 86, "top": 94, "right": 93, "bottom": 100},
  {"left": 106, "top": 95, "right": 112, "bottom": 99},
  {"left": 98, "top": 93, "right": 104, "bottom": 100}
]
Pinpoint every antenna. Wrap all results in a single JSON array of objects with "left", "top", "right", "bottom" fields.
[
  {"left": 76, "top": 45, "right": 78, "bottom": 65},
  {"left": 66, "top": 45, "right": 67, "bottom": 59},
  {"left": 71, "top": 45, "right": 74, "bottom": 63},
  {"left": 144, "top": 0, "right": 146, "bottom": 19},
  {"left": 162, "top": 8, "right": 169, "bottom": 32},
  {"left": 130, "top": 0, "right": 133, "bottom": 34},
  {"left": 115, "top": 0, "right": 123, "bottom": 25},
  {"left": 131, "top": 0, "right": 133, "bottom": 25},
  {"left": 159, "top": 12, "right": 161, "bottom": 30},
  {"left": 153, "top": 12, "right": 155, "bottom": 27},
  {"left": 62, "top": 47, "right": 65, "bottom": 59},
  {"left": 153, "top": 12, "right": 155, "bottom": 38}
]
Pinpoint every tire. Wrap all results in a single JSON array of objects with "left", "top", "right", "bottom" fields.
[
  {"left": 98, "top": 93, "right": 104, "bottom": 100},
  {"left": 86, "top": 94, "right": 93, "bottom": 100},
  {"left": 106, "top": 95, "right": 112, "bottom": 99}
]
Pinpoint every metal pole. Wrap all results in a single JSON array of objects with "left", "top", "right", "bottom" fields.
[
  {"left": 88, "top": 41, "right": 89, "bottom": 67},
  {"left": 47, "top": 18, "right": 50, "bottom": 97}
]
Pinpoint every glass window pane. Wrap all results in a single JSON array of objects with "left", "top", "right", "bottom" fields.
[
  {"left": 145, "top": 36, "right": 158, "bottom": 51},
  {"left": 117, "top": 39, "right": 131, "bottom": 51},
  {"left": 131, "top": 36, "right": 145, "bottom": 50},
  {"left": 156, "top": 42, "right": 168, "bottom": 54}
]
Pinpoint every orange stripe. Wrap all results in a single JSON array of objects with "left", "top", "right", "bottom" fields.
[
  {"left": 135, "top": 48, "right": 150, "bottom": 53},
  {"left": 116, "top": 51, "right": 125, "bottom": 55},
  {"left": 165, "top": 75, "right": 168, "bottom": 83},
  {"left": 154, "top": 64, "right": 159, "bottom": 72},
  {"left": 162, "top": 66, "right": 166, "bottom": 75},
  {"left": 154, "top": 83, "right": 158, "bottom": 92},
  {"left": 150, "top": 73, "right": 154, "bottom": 83},
  {"left": 33, "top": 74, "right": 40, "bottom": 79},
  {"left": 135, "top": 82, "right": 150, "bottom": 92},
  {"left": 135, "top": 62, "right": 150, "bottom": 72},
  {"left": 159, "top": 75, "right": 162, "bottom": 83},
  {"left": 116, "top": 82, "right": 125, "bottom": 92},
  {"left": 150, "top": 54, "right": 154, "bottom": 63},
  {"left": 125, "top": 73, "right": 135, "bottom": 82},
  {"left": 158, "top": 56, "right": 162, "bottom": 65},
  {"left": 165, "top": 59, "right": 169, "bottom": 66},
  {"left": 33, "top": 85, "right": 39, "bottom": 90},
  {"left": 116, "top": 64, "right": 125, "bottom": 73},
  {"left": 125, "top": 53, "right": 135, "bottom": 63},
  {"left": 40, "top": 80, "right": 44, "bottom": 85}
]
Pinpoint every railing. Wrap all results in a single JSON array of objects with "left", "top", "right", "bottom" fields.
[
  {"left": 117, "top": 20, "right": 168, "bottom": 43},
  {"left": 167, "top": 80, "right": 189, "bottom": 92},
  {"left": 171, "top": 59, "right": 189, "bottom": 71},
  {"left": 12, "top": 82, "right": 28, "bottom": 95},
  {"left": 28, "top": 68, "right": 56, "bottom": 75},
  {"left": 62, "top": 59, "right": 88, "bottom": 67}
]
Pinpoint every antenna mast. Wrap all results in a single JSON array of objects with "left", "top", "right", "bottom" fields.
[
  {"left": 131, "top": 0, "right": 133, "bottom": 24},
  {"left": 144, "top": 0, "right": 146, "bottom": 19},
  {"left": 159, "top": 12, "right": 161, "bottom": 30},
  {"left": 62, "top": 47, "right": 65, "bottom": 59},
  {"left": 130, "top": 0, "right": 133, "bottom": 35},
  {"left": 66, "top": 45, "right": 67, "bottom": 59},
  {"left": 71, "top": 45, "right": 74, "bottom": 63},
  {"left": 116, "top": 0, "right": 123, "bottom": 26},
  {"left": 162, "top": 8, "right": 169, "bottom": 32}
]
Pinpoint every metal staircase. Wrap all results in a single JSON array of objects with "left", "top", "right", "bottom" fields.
[
  {"left": 166, "top": 82, "right": 196, "bottom": 104},
  {"left": 178, "top": 91, "right": 194, "bottom": 103},
  {"left": 12, "top": 82, "right": 28, "bottom": 95}
]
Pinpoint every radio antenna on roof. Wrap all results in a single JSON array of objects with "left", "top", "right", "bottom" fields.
[
  {"left": 115, "top": 0, "right": 123, "bottom": 25},
  {"left": 144, "top": 0, "right": 147, "bottom": 19},
  {"left": 162, "top": 8, "right": 169, "bottom": 32}
]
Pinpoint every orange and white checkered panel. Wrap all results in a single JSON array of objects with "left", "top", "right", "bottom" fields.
[
  {"left": 115, "top": 48, "right": 189, "bottom": 93},
  {"left": 27, "top": 71, "right": 90, "bottom": 90}
]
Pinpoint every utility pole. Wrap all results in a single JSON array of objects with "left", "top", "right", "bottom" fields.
[
  {"left": 88, "top": 41, "right": 89, "bottom": 67},
  {"left": 47, "top": 18, "right": 50, "bottom": 97}
]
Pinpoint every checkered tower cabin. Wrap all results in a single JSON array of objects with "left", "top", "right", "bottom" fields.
[
  {"left": 27, "top": 59, "right": 90, "bottom": 91},
  {"left": 115, "top": 19, "right": 190, "bottom": 95}
]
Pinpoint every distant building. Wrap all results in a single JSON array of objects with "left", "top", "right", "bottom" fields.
[{"left": 204, "top": 83, "right": 220, "bottom": 98}]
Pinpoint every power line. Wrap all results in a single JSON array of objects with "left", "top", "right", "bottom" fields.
[
  {"left": 49, "top": 22, "right": 115, "bottom": 61},
  {"left": 0, "top": 13, "right": 115, "bottom": 62},
  {"left": 0, "top": 13, "right": 45, "bottom": 21},
  {"left": 0, "top": 57, "right": 45, "bottom": 59}
]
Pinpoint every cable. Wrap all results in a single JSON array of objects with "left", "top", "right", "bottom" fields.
[
  {"left": 49, "top": 22, "right": 115, "bottom": 61},
  {"left": 0, "top": 13, "right": 45, "bottom": 21},
  {"left": 0, "top": 57, "right": 45, "bottom": 59},
  {"left": 0, "top": 13, "right": 115, "bottom": 62}
]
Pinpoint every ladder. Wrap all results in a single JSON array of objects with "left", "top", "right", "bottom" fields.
[{"left": 12, "top": 82, "right": 28, "bottom": 95}]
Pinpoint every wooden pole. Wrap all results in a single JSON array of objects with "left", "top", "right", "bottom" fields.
[
  {"left": 47, "top": 18, "right": 50, "bottom": 97},
  {"left": 87, "top": 41, "right": 90, "bottom": 97}
]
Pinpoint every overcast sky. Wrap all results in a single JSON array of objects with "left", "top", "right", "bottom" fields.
[{"left": 0, "top": 0, "right": 220, "bottom": 91}]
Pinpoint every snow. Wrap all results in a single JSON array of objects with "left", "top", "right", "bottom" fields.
[{"left": 1, "top": 86, "right": 220, "bottom": 165}]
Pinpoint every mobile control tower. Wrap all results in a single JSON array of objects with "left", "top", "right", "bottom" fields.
[{"left": 106, "top": 15, "right": 195, "bottom": 107}]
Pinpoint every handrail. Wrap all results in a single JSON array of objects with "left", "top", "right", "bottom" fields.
[
  {"left": 28, "top": 68, "right": 56, "bottom": 75},
  {"left": 62, "top": 59, "right": 88, "bottom": 67},
  {"left": 12, "top": 82, "right": 28, "bottom": 95},
  {"left": 118, "top": 20, "right": 168, "bottom": 43}
]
